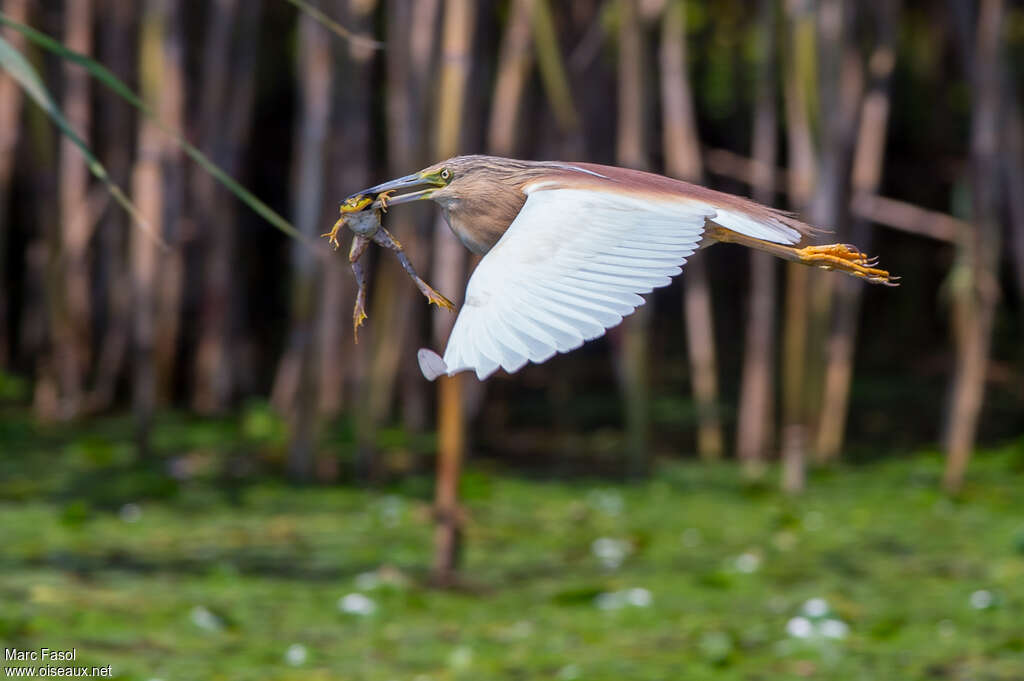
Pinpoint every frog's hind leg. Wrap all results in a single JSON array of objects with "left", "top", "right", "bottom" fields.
[
  {"left": 349, "top": 235, "right": 371, "bottom": 341},
  {"left": 371, "top": 228, "right": 455, "bottom": 311}
]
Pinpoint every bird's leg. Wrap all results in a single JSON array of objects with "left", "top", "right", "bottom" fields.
[
  {"left": 371, "top": 227, "right": 455, "bottom": 311},
  {"left": 349, "top": 235, "right": 371, "bottom": 341},
  {"left": 707, "top": 225, "right": 898, "bottom": 286}
]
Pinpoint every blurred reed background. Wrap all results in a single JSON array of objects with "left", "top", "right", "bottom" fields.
[
  {"left": 2, "top": 2, "right": 1024, "bottom": 678},
  {"left": 1, "top": 0, "right": 1023, "bottom": 575}
]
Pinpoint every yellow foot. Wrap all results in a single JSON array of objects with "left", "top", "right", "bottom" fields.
[
  {"left": 796, "top": 243, "right": 899, "bottom": 286},
  {"left": 422, "top": 286, "right": 455, "bottom": 312},
  {"left": 377, "top": 189, "right": 395, "bottom": 212},
  {"left": 321, "top": 216, "right": 346, "bottom": 250},
  {"left": 353, "top": 302, "right": 368, "bottom": 342}
]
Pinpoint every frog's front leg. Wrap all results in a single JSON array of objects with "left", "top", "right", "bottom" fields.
[
  {"left": 321, "top": 214, "right": 346, "bottom": 250},
  {"left": 349, "top": 235, "right": 371, "bottom": 341}
]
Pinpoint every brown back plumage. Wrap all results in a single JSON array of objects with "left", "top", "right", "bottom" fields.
[
  {"left": 568, "top": 161, "right": 825, "bottom": 241},
  {"left": 428, "top": 155, "right": 825, "bottom": 253}
]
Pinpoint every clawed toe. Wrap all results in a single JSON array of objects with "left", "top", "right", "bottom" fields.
[
  {"left": 322, "top": 217, "right": 345, "bottom": 250},
  {"left": 352, "top": 288, "right": 368, "bottom": 342},
  {"left": 420, "top": 285, "right": 454, "bottom": 311},
  {"left": 797, "top": 243, "right": 898, "bottom": 286},
  {"left": 353, "top": 305, "right": 368, "bottom": 342},
  {"left": 377, "top": 190, "right": 395, "bottom": 212}
]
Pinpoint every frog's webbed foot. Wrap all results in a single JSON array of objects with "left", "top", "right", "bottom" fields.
[
  {"left": 321, "top": 216, "right": 346, "bottom": 250},
  {"left": 376, "top": 189, "right": 395, "bottom": 212},
  {"left": 371, "top": 227, "right": 456, "bottom": 312},
  {"left": 353, "top": 289, "right": 368, "bottom": 340},
  {"left": 420, "top": 284, "right": 455, "bottom": 311}
]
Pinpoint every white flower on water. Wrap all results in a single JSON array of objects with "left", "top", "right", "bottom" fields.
[
  {"left": 338, "top": 593, "right": 377, "bottom": 616},
  {"left": 354, "top": 571, "right": 380, "bottom": 591},
  {"left": 284, "top": 644, "right": 307, "bottom": 666},
  {"left": 681, "top": 528, "right": 702, "bottom": 548},
  {"left": 734, "top": 552, "right": 761, "bottom": 573},
  {"left": 190, "top": 605, "right": 223, "bottom": 632},
  {"left": 969, "top": 589, "right": 993, "bottom": 610},
  {"left": 595, "top": 587, "right": 653, "bottom": 610},
  {"left": 591, "top": 537, "right": 630, "bottom": 569},
  {"left": 119, "top": 503, "right": 142, "bottom": 523},
  {"left": 503, "top": 620, "right": 533, "bottom": 639},
  {"left": 820, "top": 619, "right": 849, "bottom": 639},
  {"left": 595, "top": 591, "right": 625, "bottom": 610},
  {"left": 448, "top": 646, "right": 472, "bottom": 670},
  {"left": 625, "top": 587, "right": 652, "bottom": 607},
  {"left": 376, "top": 495, "right": 403, "bottom": 527},
  {"left": 786, "top": 616, "right": 814, "bottom": 639},
  {"left": 586, "top": 489, "right": 624, "bottom": 516},
  {"left": 557, "top": 664, "right": 581, "bottom": 680},
  {"left": 787, "top": 609, "right": 850, "bottom": 641},
  {"left": 802, "top": 597, "right": 829, "bottom": 617}
]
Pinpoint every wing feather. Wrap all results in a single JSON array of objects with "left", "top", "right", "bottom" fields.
[{"left": 437, "top": 188, "right": 712, "bottom": 379}]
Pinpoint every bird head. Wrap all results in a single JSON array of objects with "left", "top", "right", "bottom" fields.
[
  {"left": 344, "top": 156, "right": 561, "bottom": 253},
  {"left": 343, "top": 156, "right": 547, "bottom": 211}
]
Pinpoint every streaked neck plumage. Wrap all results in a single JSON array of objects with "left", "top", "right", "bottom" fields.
[{"left": 431, "top": 156, "right": 610, "bottom": 254}]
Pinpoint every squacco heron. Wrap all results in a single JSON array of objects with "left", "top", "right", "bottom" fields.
[{"left": 326, "top": 155, "right": 896, "bottom": 381}]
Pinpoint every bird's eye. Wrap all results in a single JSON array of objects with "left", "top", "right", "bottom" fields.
[{"left": 440, "top": 167, "right": 451, "bottom": 182}]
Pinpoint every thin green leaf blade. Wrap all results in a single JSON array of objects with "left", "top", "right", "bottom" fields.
[
  {"left": 0, "top": 33, "right": 166, "bottom": 248},
  {"left": 0, "top": 13, "right": 308, "bottom": 246}
]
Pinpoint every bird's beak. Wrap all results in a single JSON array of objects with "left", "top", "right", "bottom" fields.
[{"left": 345, "top": 173, "right": 438, "bottom": 207}]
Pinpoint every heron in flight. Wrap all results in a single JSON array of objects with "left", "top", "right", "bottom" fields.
[{"left": 325, "top": 155, "right": 895, "bottom": 381}]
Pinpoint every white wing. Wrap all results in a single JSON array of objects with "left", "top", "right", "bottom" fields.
[
  {"left": 434, "top": 188, "right": 714, "bottom": 380},
  {"left": 711, "top": 207, "right": 802, "bottom": 244}
]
